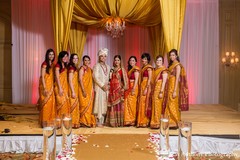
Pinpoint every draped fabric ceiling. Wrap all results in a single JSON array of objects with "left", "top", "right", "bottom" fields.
[{"left": 51, "top": 0, "right": 186, "bottom": 59}]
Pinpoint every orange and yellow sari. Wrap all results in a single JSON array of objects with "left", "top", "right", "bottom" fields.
[
  {"left": 150, "top": 67, "right": 168, "bottom": 129},
  {"left": 79, "top": 67, "right": 96, "bottom": 127},
  {"left": 54, "top": 65, "right": 70, "bottom": 117},
  {"left": 165, "top": 62, "right": 189, "bottom": 126},
  {"left": 137, "top": 64, "right": 153, "bottom": 127},
  {"left": 68, "top": 67, "right": 80, "bottom": 128},
  {"left": 124, "top": 66, "right": 140, "bottom": 126},
  {"left": 38, "top": 62, "right": 55, "bottom": 127}
]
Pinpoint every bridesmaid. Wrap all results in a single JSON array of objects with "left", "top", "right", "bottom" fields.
[
  {"left": 150, "top": 55, "right": 168, "bottom": 129},
  {"left": 79, "top": 55, "right": 96, "bottom": 127},
  {"left": 54, "top": 51, "right": 70, "bottom": 117},
  {"left": 165, "top": 49, "right": 189, "bottom": 128},
  {"left": 38, "top": 49, "right": 56, "bottom": 127},
  {"left": 137, "top": 53, "right": 153, "bottom": 127},
  {"left": 68, "top": 53, "right": 80, "bottom": 128},
  {"left": 124, "top": 56, "right": 140, "bottom": 126}
]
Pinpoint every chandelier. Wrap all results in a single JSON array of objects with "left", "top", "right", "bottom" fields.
[
  {"left": 221, "top": 51, "right": 239, "bottom": 67},
  {"left": 105, "top": 17, "right": 126, "bottom": 38}
]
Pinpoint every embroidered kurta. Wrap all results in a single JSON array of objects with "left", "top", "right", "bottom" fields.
[{"left": 92, "top": 63, "right": 110, "bottom": 120}]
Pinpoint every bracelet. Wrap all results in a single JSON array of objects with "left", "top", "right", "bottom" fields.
[{"left": 160, "top": 91, "right": 163, "bottom": 94}]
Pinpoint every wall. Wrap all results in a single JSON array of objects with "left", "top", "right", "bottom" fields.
[
  {"left": 0, "top": 0, "right": 12, "bottom": 102},
  {"left": 219, "top": 0, "right": 240, "bottom": 110}
]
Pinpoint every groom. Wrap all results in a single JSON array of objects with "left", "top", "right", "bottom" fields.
[{"left": 92, "top": 48, "right": 110, "bottom": 127}]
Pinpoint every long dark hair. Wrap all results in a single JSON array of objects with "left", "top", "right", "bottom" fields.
[
  {"left": 127, "top": 56, "right": 137, "bottom": 71},
  {"left": 168, "top": 49, "right": 180, "bottom": 67},
  {"left": 68, "top": 53, "right": 78, "bottom": 70},
  {"left": 45, "top": 48, "right": 55, "bottom": 74},
  {"left": 57, "top": 51, "right": 68, "bottom": 71},
  {"left": 113, "top": 55, "right": 121, "bottom": 67},
  {"left": 141, "top": 52, "right": 151, "bottom": 63}
]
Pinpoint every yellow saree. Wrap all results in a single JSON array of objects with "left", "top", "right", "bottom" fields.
[
  {"left": 54, "top": 66, "right": 70, "bottom": 117},
  {"left": 38, "top": 63, "right": 55, "bottom": 127},
  {"left": 165, "top": 62, "right": 189, "bottom": 127},
  {"left": 68, "top": 67, "right": 80, "bottom": 128},
  {"left": 137, "top": 64, "right": 153, "bottom": 127},
  {"left": 124, "top": 66, "right": 140, "bottom": 126},
  {"left": 79, "top": 67, "right": 96, "bottom": 127},
  {"left": 150, "top": 67, "right": 168, "bottom": 129}
]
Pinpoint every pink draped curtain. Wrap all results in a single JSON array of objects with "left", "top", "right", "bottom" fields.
[
  {"left": 180, "top": 0, "right": 219, "bottom": 104},
  {"left": 82, "top": 26, "right": 151, "bottom": 69}
]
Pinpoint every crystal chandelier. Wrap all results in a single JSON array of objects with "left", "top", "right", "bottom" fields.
[{"left": 105, "top": 17, "right": 126, "bottom": 38}]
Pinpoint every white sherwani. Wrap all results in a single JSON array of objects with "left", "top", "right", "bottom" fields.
[{"left": 92, "top": 62, "right": 110, "bottom": 120}]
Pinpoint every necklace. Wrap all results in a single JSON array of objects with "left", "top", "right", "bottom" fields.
[
  {"left": 82, "top": 65, "right": 88, "bottom": 72},
  {"left": 114, "top": 66, "right": 121, "bottom": 72},
  {"left": 100, "top": 63, "right": 108, "bottom": 76}
]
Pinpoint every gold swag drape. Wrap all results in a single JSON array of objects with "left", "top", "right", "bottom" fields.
[
  {"left": 69, "top": 23, "right": 88, "bottom": 59},
  {"left": 51, "top": 0, "right": 186, "bottom": 58},
  {"left": 51, "top": 0, "right": 74, "bottom": 54},
  {"left": 160, "top": 0, "right": 186, "bottom": 52},
  {"left": 149, "top": 24, "right": 166, "bottom": 58}
]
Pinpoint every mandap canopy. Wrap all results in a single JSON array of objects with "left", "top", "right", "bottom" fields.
[{"left": 51, "top": 0, "right": 186, "bottom": 59}]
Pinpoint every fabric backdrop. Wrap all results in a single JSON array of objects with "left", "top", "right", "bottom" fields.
[
  {"left": 11, "top": 0, "right": 219, "bottom": 104},
  {"left": 51, "top": 0, "right": 185, "bottom": 60},
  {"left": 180, "top": 0, "right": 219, "bottom": 104},
  {"left": 12, "top": 0, "right": 54, "bottom": 104}
]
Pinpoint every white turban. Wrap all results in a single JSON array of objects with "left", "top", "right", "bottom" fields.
[{"left": 98, "top": 48, "right": 108, "bottom": 56}]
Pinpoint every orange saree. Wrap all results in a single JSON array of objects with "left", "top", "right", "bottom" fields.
[
  {"left": 68, "top": 67, "right": 80, "bottom": 128},
  {"left": 54, "top": 64, "right": 70, "bottom": 117},
  {"left": 38, "top": 62, "right": 55, "bottom": 127},
  {"left": 79, "top": 67, "right": 96, "bottom": 127},
  {"left": 136, "top": 64, "right": 153, "bottom": 127},
  {"left": 124, "top": 66, "right": 140, "bottom": 126},
  {"left": 165, "top": 62, "right": 189, "bottom": 127},
  {"left": 150, "top": 67, "right": 168, "bottom": 129}
]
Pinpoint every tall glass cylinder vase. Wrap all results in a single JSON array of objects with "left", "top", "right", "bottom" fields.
[
  {"left": 62, "top": 114, "right": 72, "bottom": 150},
  {"left": 55, "top": 116, "right": 62, "bottom": 136},
  {"left": 178, "top": 121, "right": 192, "bottom": 160},
  {"left": 159, "top": 115, "right": 170, "bottom": 158},
  {"left": 43, "top": 121, "right": 56, "bottom": 160},
  {"left": 55, "top": 116, "right": 62, "bottom": 154}
]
